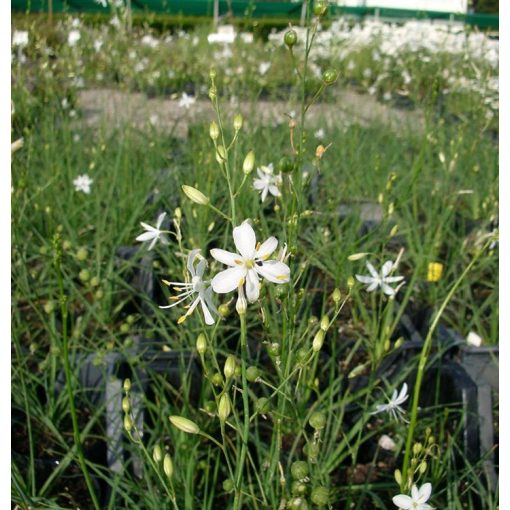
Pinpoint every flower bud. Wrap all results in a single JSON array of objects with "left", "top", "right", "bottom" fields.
[
  {"left": 234, "top": 113, "right": 243, "bottom": 131},
  {"left": 209, "top": 68, "right": 217, "bottom": 80},
  {"left": 169, "top": 415, "right": 200, "bottom": 434},
  {"left": 320, "top": 315, "right": 329, "bottom": 331},
  {"left": 277, "top": 156, "right": 294, "bottom": 173},
  {"left": 44, "top": 301, "right": 55, "bottom": 314},
  {"left": 291, "top": 460, "right": 309, "bottom": 480},
  {"left": 211, "top": 372, "right": 223, "bottom": 386},
  {"left": 182, "top": 185, "right": 209, "bottom": 205},
  {"left": 209, "top": 121, "right": 219, "bottom": 140},
  {"left": 394, "top": 469, "right": 402, "bottom": 485},
  {"left": 122, "top": 396, "right": 130, "bottom": 413},
  {"left": 246, "top": 366, "right": 260, "bottom": 382},
  {"left": 196, "top": 333, "right": 207, "bottom": 355},
  {"left": 76, "top": 247, "right": 88, "bottom": 261},
  {"left": 236, "top": 294, "right": 247, "bottom": 315},
  {"left": 124, "top": 414, "right": 133, "bottom": 432},
  {"left": 222, "top": 478, "right": 235, "bottom": 493},
  {"left": 268, "top": 342, "right": 281, "bottom": 356},
  {"left": 309, "top": 411, "right": 326, "bottom": 430},
  {"left": 303, "top": 442, "right": 320, "bottom": 463},
  {"left": 163, "top": 453, "right": 174, "bottom": 478},
  {"left": 296, "top": 347, "right": 308, "bottom": 365},
  {"left": 413, "top": 443, "right": 422, "bottom": 455},
  {"left": 311, "top": 486, "right": 329, "bottom": 506},
  {"left": 209, "top": 86, "right": 217, "bottom": 101},
  {"left": 284, "top": 29, "right": 297, "bottom": 47},
  {"left": 256, "top": 397, "right": 270, "bottom": 414},
  {"left": 322, "top": 68, "right": 338, "bottom": 86},
  {"left": 123, "top": 378, "right": 131, "bottom": 393},
  {"left": 216, "top": 145, "right": 227, "bottom": 164},
  {"left": 312, "top": 329, "right": 325, "bottom": 352},
  {"left": 79, "top": 269, "right": 90, "bottom": 282},
  {"left": 223, "top": 355, "right": 236, "bottom": 380},
  {"left": 347, "top": 276, "right": 355, "bottom": 288},
  {"left": 419, "top": 461, "right": 427, "bottom": 475},
  {"left": 153, "top": 444, "right": 163, "bottom": 463},
  {"left": 243, "top": 150, "right": 255, "bottom": 175},
  {"left": 313, "top": 0, "right": 328, "bottom": 16},
  {"left": 218, "top": 393, "right": 231, "bottom": 422},
  {"left": 218, "top": 303, "right": 230, "bottom": 317},
  {"left": 348, "top": 252, "right": 368, "bottom": 261},
  {"left": 332, "top": 288, "right": 341, "bottom": 304}
]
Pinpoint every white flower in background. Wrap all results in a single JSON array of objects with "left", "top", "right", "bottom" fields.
[
  {"left": 94, "top": 39, "right": 103, "bottom": 52},
  {"left": 258, "top": 61, "right": 271, "bottom": 75},
  {"left": 466, "top": 331, "right": 482, "bottom": 347},
  {"left": 392, "top": 483, "right": 434, "bottom": 510},
  {"left": 94, "top": 0, "right": 108, "bottom": 7},
  {"left": 141, "top": 34, "right": 159, "bottom": 48},
  {"left": 355, "top": 260, "right": 404, "bottom": 296},
  {"left": 378, "top": 434, "right": 396, "bottom": 451},
  {"left": 149, "top": 114, "right": 159, "bottom": 127},
  {"left": 12, "top": 30, "right": 29, "bottom": 47},
  {"left": 110, "top": 16, "right": 121, "bottom": 28},
  {"left": 160, "top": 249, "right": 217, "bottom": 325},
  {"left": 372, "top": 383, "right": 409, "bottom": 422},
  {"left": 68, "top": 30, "right": 81, "bottom": 47},
  {"left": 73, "top": 174, "right": 93, "bottom": 194},
  {"left": 253, "top": 163, "right": 282, "bottom": 202},
  {"left": 178, "top": 92, "right": 196, "bottom": 109},
  {"left": 210, "top": 221, "right": 290, "bottom": 303},
  {"left": 314, "top": 128, "right": 325, "bottom": 140},
  {"left": 136, "top": 212, "right": 169, "bottom": 251},
  {"left": 383, "top": 91, "right": 392, "bottom": 101}
]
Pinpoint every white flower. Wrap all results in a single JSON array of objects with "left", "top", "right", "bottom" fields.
[
  {"left": 252, "top": 163, "right": 282, "bottom": 202},
  {"left": 68, "top": 30, "right": 81, "bottom": 47},
  {"left": 466, "top": 331, "right": 482, "bottom": 347},
  {"left": 372, "top": 383, "right": 409, "bottom": 422},
  {"left": 355, "top": 260, "right": 404, "bottom": 296},
  {"left": 136, "top": 212, "right": 169, "bottom": 251},
  {"left": 178, "top": 93, "right": 196, "bottom": 109},
  {"left": 210, "top": 221, "right": 290, "bottom": 303},
  {"left": 314, "top": 128, "right": 325, "bottom": 140},
  {"left": 378, "top": 434, "right": 396, "bottom": 451},
  {"left": 73, "top": 174, "right": 93, "bottom": 194},
  {"left": 258, "top": 61, "right": 271, "bottom": 75},
  {"left": 392, "top": 483, "right": 434, "bottom": 510},
  {"left": 160, "top": 250, "right": 217, "bottom": 325},
  {"left": 12, "top": 30, "right": 29, "bottom": 47}
]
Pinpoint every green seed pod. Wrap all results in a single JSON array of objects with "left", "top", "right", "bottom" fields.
[
  {"left": 123, "top": 414, "right": 133, "bottom": 432},
  {"left": 312, "top": 329, "right": 325, "bottom": 352},
  {"left": 289, "top": 498, "right": 304, "bottom": 509},
  {"left": 296, "top": 347, "right": 309, "bottom": 365},
  {"left": 44, "top": 301, "right": 55, "bottom": 314},
  {"left": 413, "top": 443, "right": 422, "bottom": 455},
  {"left": 313, "top": 0, "right": 328, "bottom": 16},
  {"left": 309, "top": 411, "right": 326, "bottom": 430},
  {"left": 284, "top": 29, "right": 297, "bottom": 47},
  {"left": 291, "top": 460, "right": 309, "bottom": 480},
  {"left": 76, "top": 247, "right": 88, "bottom": 261},
  {"left": 234, "top": 113, "right": 243, "bottom": 131},
  {"left": 274, "top": 282, "right": 289, "bottom": 298},
  {"left": 163, "top": 453, "right": 174, "bottom": 478},
  {"left": 94, "top": 289, "right": 104, "bottom": 300},
  {"left": 153, "top": 444, "right": 163, "bottom": 463},
  {"left": 419, "top": 461, "right": 427, "bottom": 475},
  {"left": 79, "top": 269, "right": 90, "bottom": 282},
  {"left": 123, "top": 378, "right": 131, "bottom": 393},
  {"left": 311, "top": 486, "right": 329, "bottom": 506},
  {"left": 308, "top": 316, "right": 318, "bottom": 326},
  {"left": 256, "top": 397, "right": 270, "bottom": 414},
  {"left": 62, "top": 240, "right": 72, "bottom": 251},
  {"left": 303, "top": 442, "right": 320, "bottom": 463},
  {"left": 209, "top": 68, "right": 217, "bottom": 80},
  {"left": 222, "top": 478, "right": 235, "bottom": 493},
  {"left": 211, "top": 372, "right": 223, "bottom": 386},
  {"left": 322, "top": 68, "right": 338, "bottom": 86},
  {"left": 216, "top": 145, "right": 227, "bottom": 164},
  {"left": 268, "top": 342, "right": 281, "bottom": 357},
  {"left": 291, "top": 480, "right": 308, "bottom": 496},
  {"left": 204, "top": 400, "right": 216, "bottom": 413},
  {"left": 320, "top": 315, "right": 329, "bottom": 331},
  {"left": 277, "top": 156, "right": 295, "bottom": 173},
  {"left": 218, "top": 303, "right": 230, "bottom": 317},
  {"left": 332, "top": 288, "right": 341, "bottom": 304},
  {"left": 196, "top": 333, "right": 207, "bottom": 355},
  {"left": 243, "top": 150, "right": 255, "bottom": 175},
  {"left": 120, "top": 323, "right": 129, "bottom": 334},
  {"left": 218, "top": 393, "right": 231, "bottom": 422},
  {"left": 169, "top": 415, "right": 200, "bottom": 434},
  {"left": 122, "top": 396, "right": 130, "bottom": 413},
  {"left": 246, "top": 366, "right": 260, "bottom": 382},
  {"left": 209, "top": 121, "right": 219, "bottom": 140},
  {"left": 223, "top": 355, "right": 236, "bottom": 380},
  {"left": 394, "top": 469, "right": 402, "bottom": 485}
]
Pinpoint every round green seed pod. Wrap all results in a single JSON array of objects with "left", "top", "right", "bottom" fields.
[
  {"left": 309, "top": 411, "right": 326, "bottom": 430},
  {"left": 322, "top": 69, "right": 338, "bottom": 86},
  {"left": 222, "top": 478, "right": 235, "bottom": 493},
  {"left": 303, "top": 442, "right": 320, "bottom": 463},
  {"left": 313, "top": 0, "right": 328, "bottom": 16},
  {"left": 291, "top": 480, "right": 308, "bottom": 496},
  {"left": 311, "top": 486, "right": 329, "bottom": 506},
  {"left": 268, "top": 342, "right": 281, "bottom": 357},
  {"left": 284, "top": 29, "right": 297, "bottom": 47},
  {"left": 246, "top": 366, "right": 260, "bottom": 382},
  {"left": 296, "top": 347, "right": 309, "bottom": 365},
  {"left": 79, "top": 269, "right": 90, "bottom": 282},
  {"left": 211, "top": 372, "right": 223, "bottom": 386},
  {"left": 291, "top": 460, "right": 309, "bottom": 480},
  {"left": 256, "top": 397, "right": 270, "bottom": 414},
  {"left": 277, "top": 156, "right": 295, "bottom": 173}
]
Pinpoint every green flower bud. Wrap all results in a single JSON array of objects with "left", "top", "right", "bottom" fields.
[
  {"left": 209, "top": 121, "right": 219, "bottom": 140},
  {"left": 122, "top": 396, "right": 130, "bottom": 413},
  {"left": 332, "top": 288, "right": 341, "bottom": 304},
  {"left": 79, "top": 269, "right": 90, "bottom": 282},
  {"left": 62, "top": 240, "right": 72, "bottom": 251},
  {"left": 394, "top": 469, "right": 402, "bottom": 485},
  {"left": 284, "top": 29, "right": 297, "bottom": 47},
  {"left": 291, "top": 460, "right": 309, "bottom": 480},
  {"left": 419, "top": 461, "right": 427, "bottom": 475},
  {"left": 44, "top": 301, "right": 55, "bottom": 314},
  {"left": 303, "top": 442, "right": 320, "bottom": 462},
  {"left": 296, "top": 347, "right": 309, "bottom": 365},
  {"left": 311, "top": 486, "right": 329, "bottom": 506},
  {"left": 94, "top": 289, "right": 104, "bottom": 300},
  {"left": 208, "top": 86, "right": 217, "bottom": 101},
  {"left": 312, "top": 329, "right": 325, "bottom": 352},
  {"left": 308, "top": 316, "right": 318, "bottom": 326},
  {"left": 181, "top": 185, "right": 209, "bottom": 205},
  {"left": 153, "top": 444, "right": 163, "bottom": 463},
  {"left": 204, "top": 400, "right": 216, "bottom": 413},
  {"left": 169, "top": 415, "right": 200, "bottom": 434},
  {"left": 123, "top": 378, "right": 131, "bottom": 392},
  {"left": 163, "top": 453, "right": 174, "bottom": 478},
  {"left": 120, "top": 323, "right": 130, "bottom": 334},
  {"left": 196, "top": 333, "right": 207, "bottom": 355},
  {"left": 413, "top": 443, "right": 422, "bottom": 455},
  {"left": 268, "top": 342, "right": 281, "bottom": 357},
  {"left": 76, "top": 247, "right": 88, "bottom": 261},
  {"left": 218, "top": 303, "right": 230, "bottom": 317},
  {"left": 222, "top": 478, "right": 235, "bottom": 493},
  {"left": 211, "top": 372, "right": 223, "bottom": 386},
  {"left": 234, "top": 113, "right": 243, "bottom": 131},
  {"left": 124, "top": 414, "right": 133, "bottom": 432},
  {"left": 320, "top": 315, "right": 329, "bottom": 331},
  {"left": 246, "top": 366, "right": 260, "bottom": 382},
  {"left": 243, "top": 150, "right": 255, "bottom": 175},
  {"left": 291, "top": 480, "right": 308, "bottom": 496},
  {"left": 309, "top": 411, "right": 326, "bottom": 430},
  {"left": 218, "top": 393, "right": 231, "bottom": 422},
  {"left": 277, "top": 156, "right": 295, "bottom": 173},
  {"left": 223, "top": 355, "right": 236, "bottom": 380},
  {"left": 322, "top": 68, "right": 338, "bottom": 86},
  {"left": 256, "top": 397, "right": 270, "bottom": 414},
  {"left": 313, "top": 0, "right": 328, "bottom": 16},
  {"left": 216, "top": 145, "right": 227, "bottom": 164},
  {"left": 89, "top": 276, "right": 100, "bottom": 287}
]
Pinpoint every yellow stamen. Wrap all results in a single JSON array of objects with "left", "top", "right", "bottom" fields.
[
  {"left": 177, "top": 315, "right": 187, "bottom": 324},
  {"left": 239, "top": 277, "right": 246, "bottom": 286},
  {"left": 255, "top": 242, "right": 261, "bottom": 251},
  {"left": 276, "top": 275, "right": 288, "bottom": 281},
  {"left": 234, "top": 259, "right": 243, "bottom": 265},
  {"left": 245, "top": 260, "right": 254, "bottom": 269},
  {"left": 162, "top": 279, "right": 171, "bottom": 286}
]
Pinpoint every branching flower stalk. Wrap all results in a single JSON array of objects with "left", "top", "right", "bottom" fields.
[{"left": 53, "top": 233, "right": 101, "bottom": 510}]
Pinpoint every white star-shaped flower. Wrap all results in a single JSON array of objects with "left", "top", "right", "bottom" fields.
[
  {"left": 372, "top": 383, "right": 409, "bottom": 422},
  {"left": 210, "top": 221, "right": 290, "bottom": 303},
  {"left": 136, "top": 212, "right": 169, "bottom": 251},
  {"left": 73, "top": 174, "right": 93, "bottom": 194},
  {"left": 178, "top": 92, "right": 196, "bottom": 109},
  {"left": 252, "top": 163, "right": 282, "bottom": 203},
  {"left": 355, "top": 260, "right": 404, "bottom": 296},
  {"left": 160, "top": 249, "right": 217, "bottom": 325},
  {"left": 392, "top": 483, "right": 434, "bottom": 510}
]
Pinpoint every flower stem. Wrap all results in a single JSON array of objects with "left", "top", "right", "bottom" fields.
[{"left": 233, "top": 312, "right": 250, "bottom": 510}]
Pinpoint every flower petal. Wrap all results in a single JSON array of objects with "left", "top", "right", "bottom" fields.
[
  {"left": 156, "top": 212, "right": 167, "bottom": 229},
  {"left": 140, "top": 222, "right": 156, "bottom": 232},
  {"left": 382, "top": 260, "right": 394, "bottom": 277},
  {"left": 411, "top": 485, "right": 419, "bottom": 500},
  {"left": 187, "top": 249, "right": 201, "bottom": 275},
  {"left": 397, "top": 383, "right": 409, "bottom": 404},
  {"left": 268, "top": 184, "right": 281, "bottom": 197},
  {"left": 136, "top": 231, "right": 156, "bottom": 242},
  {"left": 366, "top": 281, "right": 379, "bottom": 292},
  {"left": 245, "top": 270, "right": 260, "bottom": 303},
  {"left": 261, "top": 187, "right": 268, "bottom": 202},
  {"left": 417, "top": 483, "right": 432, "bottom": 503},
  {"left": 392, "top": 494, "right": 412, "bottom": 509},
  {"left": 256, "top": 260, "right": 290, "bottom": 284},
  {"left": 148, "top": 236, "right": 159, "bottom": 250},
  {"left": 199, "top": 295, "right": 215, "bottom": 325},
  {"left": 355, "top": 274, "right": 374, "bottom": 284},
  {"left": 233, "top": 222, "right": 256, "bottom": 258},
  {"left": 382, "top": 283, "right": 396, "bottom": 295},
  {"left": 196, "top": 258, "right": 207, "bottom": 278},
  {"left": 210, "top": 248, "right": 241, "bottom": 267},
  {"left": 367, "top": 261, "right": 379, "bottom": 279},
  {"left": 256, "top": 237, "right": 278, "bottom": 260},
  {"left": 384, "top": 275, "right": 404, "bottom": 283},
  {"left": 211, "top": 267, "right": 246, "bottom": 294}
]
